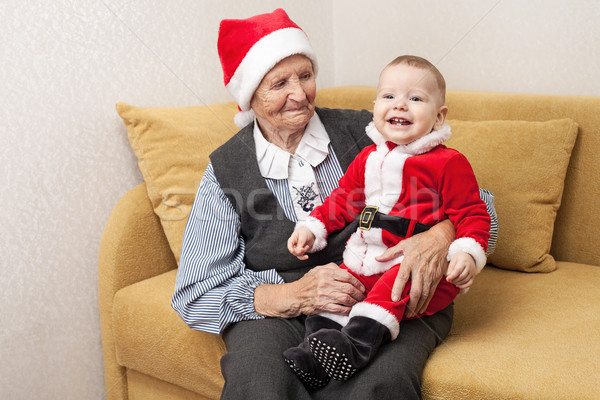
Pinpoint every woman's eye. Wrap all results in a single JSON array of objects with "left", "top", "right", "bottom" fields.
[
  {"left": 273, "top": 80, "right": 286, "bottom": 89},
  {"left": 300, "top": 72, "right": 312, "bottom": 80}
]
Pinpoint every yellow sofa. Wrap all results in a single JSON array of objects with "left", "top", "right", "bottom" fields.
[{"left": 99, "top": 87, "right": 600, "bottom": 399}]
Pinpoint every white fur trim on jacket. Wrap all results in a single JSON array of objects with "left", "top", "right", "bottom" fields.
[
  {"left": 447, "top": 237, "right": 487, "bottom": 273},
  {"left": 365, "top": 121, "right": 387, "bottom": 146},
  {"left": 350, "top": 302, "right": 400, "bottom": 340},
  {"left": 342, "top": 230, "right": 367, "bottom": 272},
  {"left": 317, "top": 312, "right": 349, "bottom": 327},
  {"left": 295, "top": 216, "right": 328, "bottom": 252},
  {"left": 365, "top": 122, "right": 451, "bottom": 156},
  {"left": 363, "top": 142, "right": 408, "bottom": 214},
  {"left": 343, "top": 229, "right": 404, "bottom": 276}
]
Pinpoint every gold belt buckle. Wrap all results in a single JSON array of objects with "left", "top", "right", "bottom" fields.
[{"left": 359, "top": 206, "right": 379, "bottom": 230}]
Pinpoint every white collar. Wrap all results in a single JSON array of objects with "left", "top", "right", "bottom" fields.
[
  {"left": 365, "top": 121, "right": 451, "bottom": 155},
  {"left": 254, "top": 113, "right": 331, "bottom": 179}
]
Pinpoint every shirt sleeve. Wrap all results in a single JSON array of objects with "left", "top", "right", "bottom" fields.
[
  {"left": 171, "top": 162, "right": 284, "bottom": 335},
  {"left": 479, "top": 188, "right": 498, "bottom": 256}
]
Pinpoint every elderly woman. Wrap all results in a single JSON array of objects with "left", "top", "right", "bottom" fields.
[{"left": 172, "top": 9, "right": 497, "bottom": 400}]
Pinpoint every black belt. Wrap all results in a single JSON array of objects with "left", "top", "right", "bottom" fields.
[{"left": 358, "top": 206, "right": 430, "bottom": 237}]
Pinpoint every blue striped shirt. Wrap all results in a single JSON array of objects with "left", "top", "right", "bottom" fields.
[{"left": 172, "top": 147, "right": 498, "bottom": 334}]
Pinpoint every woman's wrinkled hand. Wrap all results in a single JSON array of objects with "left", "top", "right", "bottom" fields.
[
  {"left": 375, "top": 219, "right": 454, "bottom": 317},
  {"left": 254, "top": 263, "right": 366, "bottom": 319},
  {"left": 293, "top": 263, "right": 366, "bottom": 316}
]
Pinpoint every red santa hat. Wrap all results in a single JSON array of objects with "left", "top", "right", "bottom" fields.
[{"left": 217, "top": 8, "right": 319, "bottom": 128}]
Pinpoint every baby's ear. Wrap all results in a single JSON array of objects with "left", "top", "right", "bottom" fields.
[{"left": 434, "top": 105, "right": 448, "bottom": 130}]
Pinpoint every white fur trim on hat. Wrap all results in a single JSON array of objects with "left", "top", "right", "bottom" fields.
[
  {"left": 447, "top": 237, "right": 487, "bottom": 273},
  {"left": 295, "top": 216, "right": 328, "bottom": 253},
  {"left": 233, "top": 109, "right": 255, "bottom": 128},
  {"left": 350, "top": 302, "right": 400, "bottom": 340},
  {"left": 226, "top": 27, "right": 318, "bottom": 112}
]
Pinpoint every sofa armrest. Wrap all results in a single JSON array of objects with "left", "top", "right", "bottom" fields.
[{"left": 98, "top": 183, "right": 178, "bottom": 400}]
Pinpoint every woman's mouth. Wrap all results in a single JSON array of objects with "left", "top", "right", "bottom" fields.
[{"left": 284, "top": 104, "right": 309, "bottom": 113}]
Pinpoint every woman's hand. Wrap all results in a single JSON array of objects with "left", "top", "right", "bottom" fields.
[
  {"left": 375, "top": 219, "right": 455, "bottom": 317},
  {"left": 254, "top": 263, "right": 365, "bottom": 318}
]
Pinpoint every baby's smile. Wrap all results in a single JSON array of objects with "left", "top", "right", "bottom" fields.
[{"left": 388, "top": 117, "right": 412, "bottom": 126}]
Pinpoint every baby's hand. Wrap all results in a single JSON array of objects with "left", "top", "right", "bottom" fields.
[
  {"left": 287, "top": 227, "right": 316, "bottom": 260},
  {"left": 446, "top": 251, "right": 477, "bottom": 290}
]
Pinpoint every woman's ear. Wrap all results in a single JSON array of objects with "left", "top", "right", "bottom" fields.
[{"left": 434, "top": 105, "right": 448, "bottom": 130}]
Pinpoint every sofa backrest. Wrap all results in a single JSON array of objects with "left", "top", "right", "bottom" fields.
[{"left": 315, "top": 86, "right": 600, "bottom": 267}]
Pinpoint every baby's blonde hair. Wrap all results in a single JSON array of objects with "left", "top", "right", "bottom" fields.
[{"left": 383, "top": 55, "right": 446, "bottom": 103}]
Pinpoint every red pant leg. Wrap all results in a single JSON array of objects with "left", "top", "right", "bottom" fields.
[
  {"left": 416, "top": 276, "right": 460, "bottom": 319},
  {"left": 338, "top": 263, "right": 382, "bottom": 293},
  {"left": 345, "top": 264, "right": 459, "bottom": 322},
  {"left": 362, "top": 265, "right": 409, "bottom": 320}
]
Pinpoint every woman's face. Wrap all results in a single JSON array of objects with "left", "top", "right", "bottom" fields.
[{"left": 251, "top": 54, "right": 316, "bottom": 135}]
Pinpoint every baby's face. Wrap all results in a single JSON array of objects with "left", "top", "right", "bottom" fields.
[{"left": 373, "top": 64, "right": 447, "bottom": 145}]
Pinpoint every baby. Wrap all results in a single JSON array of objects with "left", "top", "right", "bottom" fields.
[{"left": 283, "top": 55, "right": 491, "bottom": 390}]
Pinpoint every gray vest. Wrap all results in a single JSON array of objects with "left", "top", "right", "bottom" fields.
[{"left": 210, "top": 107, "right": 373, "bottom": 282}]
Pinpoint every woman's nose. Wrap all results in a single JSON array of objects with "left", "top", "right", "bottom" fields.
[{"left": 288, "top": 80, "right": 307, "bottom": 101}]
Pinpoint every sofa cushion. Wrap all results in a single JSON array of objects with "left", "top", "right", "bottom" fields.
[
  {"left": 422, "top": 262, "right": 600, "bottom": 398},
  {"left": 112, "top": 270, "right": 226, "bottom": 398},
  {"left": 112, "top": 263, "right": 600, "bottom": 399},
  {"left": 118, "top": 99, "right": 577, "bottom": 272},
  {"left": 126, "top": 369, "right": 208, "bottom": 400},
  {"left": 116, "top": 102, "right": 238, "bottom": 262},
  {"left": 445, "top": 119, "right": 578, "bottom": 272}
]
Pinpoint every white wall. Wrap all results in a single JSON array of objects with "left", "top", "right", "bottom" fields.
[
  {"left": 332, "top": 0, "right": 600, "bottom": 95},
  {"left": 1, "top": 1, "right": 332, "bottom": 399},
  {"left": 1, "top": 1, "right": 597, "bottom": 398}
]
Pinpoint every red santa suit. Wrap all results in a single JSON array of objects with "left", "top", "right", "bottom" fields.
[{"left": 298, "top": 122, "right": 491, "bottom": 340}]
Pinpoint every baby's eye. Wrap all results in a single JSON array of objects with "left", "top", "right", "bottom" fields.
[
  {"left": 409, "top": 96, "right": 422, "bottom": 102},
  {"left": 382, "top": 94, "right": 394, "bottom": 100}
]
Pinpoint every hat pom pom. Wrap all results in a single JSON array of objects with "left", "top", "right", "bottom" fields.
[{"left": 234, "top": 110, "right": 255, "bottom": 128}]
